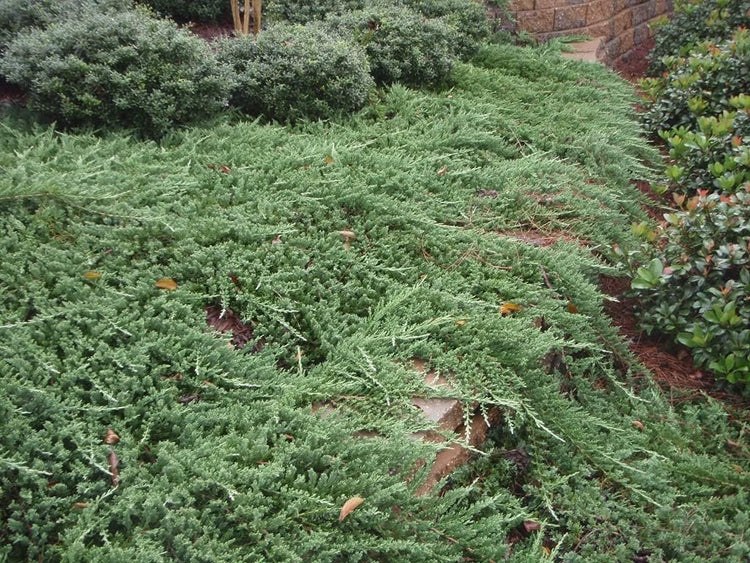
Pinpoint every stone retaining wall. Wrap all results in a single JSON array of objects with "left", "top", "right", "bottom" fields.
[{"left": 502, "top": 0, "right": 673, "bottom": 63}]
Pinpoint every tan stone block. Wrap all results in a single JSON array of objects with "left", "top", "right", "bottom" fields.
[
  {"left": 633, "top": 22, "right": 650, "bottom": 44},
  {"left": 583, "top": 21, "right": 611, "bottom": 39},
  {"left": 517, "top": 9, "right": 556, "bottom": 32},
  {"left": 554, "top": 4, "right": 588, "bottom": 30},
  {"left": 535, "top": 0, "right": 557, "bottom": 10},
  {"left": 587, "top": 0, "right": 615, "bottom": 24},
  {"left": 613, "top": 9, "right": 632, "bottom": 35},
  {"left": 619, "top": 28, "right": 635, "bottom": 53},
  {"left": 654, "top": 0, "right": 671, "bottom": 15},
  {"left": 510, "top": 0, "right": 535, "bottom": 11},
  {"left": 632, "top": 2, "right": 651, "bottom": 23}
]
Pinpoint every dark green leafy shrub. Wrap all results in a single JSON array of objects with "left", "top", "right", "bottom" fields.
[
  {"left": 264, "top": 0, "right": 367, "bottom": 23},
  {"left": 648, "top": 0, "right": 750, "bottom": 75},
  {"left": 399, "top": 0, "right": 491, "bottom": 58},
  {"left": 326, "top": 5, "right": 457, "bottom": 87},
  {"left": 216, "top": 23, "right": 373, "bottom": 122},
  {"left": 0, "top": 0, "right": 126, "bottom": 52},
  {"left": 140, "top": 0, "right": 229, "bottom": 22},
  {"left": 641, "top": 29, "right": 750, "bottom": 133},
  {"left": 0, "top": 8, "right": 231, "bottom": 136},
  {"left": 659, "top": 103, "right": 750, "bottom": 194},
  {"left": 616, "top": 188, "right": 750, "bottom": 388}
]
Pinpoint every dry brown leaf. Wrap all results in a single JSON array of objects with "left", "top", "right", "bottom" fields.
[
  {"left": 523, "top": 521, "right": 541, "bottom": 533},
  {"left": 84, "top": 270, "right": 102, "bottom": 280},
  {"left": 566, "top": 301, "right": 579, "bottom": 314},
  {"left": 632, "top": 420, "right": 645, "bottom": 431},
  {"left": 455, "top": 320, "right": 466, "bottom": 327},
  {"left": 108, "top": 450, "right": 120, "bottom": 487},
  {"left": 104, "top": 429, "right": 120, "bottom": 445},
  {"left": 72, "top": 502, "right": 89, "bottom": 509},
  {"left": 542, "top": 546, "right": 551, "bottom": 556},
  {"left": 155, "top": 277, "right": 178, "bottom": 290},
  {"left": 437, "top": 166, "right": 448, "bottom": 176},
  {"left": 339, "top": 496, "right": 364, "bottom": 522},
  {"left": 500, "top": 302, "right": 523, "bottom": 315}
]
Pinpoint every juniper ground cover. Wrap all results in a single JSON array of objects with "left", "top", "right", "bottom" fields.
[{"left": 1, "top": 43, "right": 749, "bottom": 560}]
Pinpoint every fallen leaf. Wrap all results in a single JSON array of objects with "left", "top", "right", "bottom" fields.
[
  {"left": 155, "top": 277, "right": 178, "bottom": 290},
  {"left": 339, "top": 496, "right": 365, "bottom": 522},
  {"left": 632, "top": 420, "right": 645, "bottom": 431},
  {"left": 523, "top": 521, "right": 541, "bottom": 533},
  {"left": 455, "top": 320, "right": 466, "bottom": 327},
  {"left": 84, "top": 270, "right": 102, "bottom": 280},
  {"left": 542, "top": 546, "right": 551, "bottom": 556},
  {"left": 72, "top": 502, "right": 88, "bottom": 509},
  {"left": 272, "top": 234, "right": 282, "bottom": 245},
  {"left": 104, "top": 429, "right": 120, "bottom": 445},
  {"left": 324, "top": 155, "right": 334, "bottom": 165},
  {"left": 437, "top": 166, "right": 448, "bottom": 176},
  {"left": 108, "top": 450, "right": 119, "bottom": 487},
  {"left": 566, "top": 301, "right": 579, "bottom": 314},
  {"left": 500, "top": 302, "right": 523, "bottom": 315}
]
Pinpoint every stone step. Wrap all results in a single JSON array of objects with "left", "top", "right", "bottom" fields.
[{"left": 560, "top": 36, "right": 606, "bottom": 63}]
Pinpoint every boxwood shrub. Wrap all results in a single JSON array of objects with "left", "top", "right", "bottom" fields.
[
  {"left": 216, "top": 23, "right": 373, "bottom": 122},
  {"left": 326, "top": 5, "right": 457, "bottom": 87},
  {"left": 0, "top": 0, "right": 126, "bottom": 53},
  {"left": 264, "top": 0, "right": 367, "bottom": 24},
  {"left": 140, "top": 0, "right": 230, "bottom": 22},
  {"left": 0, "top": 7, "right": 232, "bottom": 136}
]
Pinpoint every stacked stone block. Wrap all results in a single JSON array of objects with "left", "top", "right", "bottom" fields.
[{"left": 507, "top": 0, "right": 673, "bottom": 62}]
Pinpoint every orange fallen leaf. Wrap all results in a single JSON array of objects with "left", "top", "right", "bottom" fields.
[
  {"left": 84, "top": 270, "right": 102, "bottom": 280},
  {"left": 104, "top": 429, "right": 120, "bottom": 445},
  {"left": 339, "top": 496, "right": 364, "bottom": 522},
  {"left": 566, "top": 301, "right": 579, "bottom": 314},
  {"left": 632, "top": 420, "right": 645, "bottom": 431},
  {"left": 500, "top": 302, "right": 523, "bottom": 315},
  {"left": 542, "top": 546, "right": 551, "bottom": 556},
  {"left": 155, "top": 277, "right": 178, "bottom": 290}
]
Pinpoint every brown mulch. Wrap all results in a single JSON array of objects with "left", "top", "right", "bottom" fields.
[{"left": 613, "top": 37, "right": 655, "bottom": 82}]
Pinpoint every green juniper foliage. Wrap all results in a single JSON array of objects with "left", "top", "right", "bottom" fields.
[{"left": 1, "top": 42, "right": 749, "bottom": 561}]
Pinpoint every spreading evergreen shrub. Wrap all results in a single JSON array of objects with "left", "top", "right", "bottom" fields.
[
  {"left": 216, "top": 23, "right": 373, "bottom": 122},
  {"left": 140, "top": 0, "right": 230, "bottom": 22},
  {"left": 326, "top": 5, "right": 457, "bottom": 87},
  {"left": 0, "top": 8, "right": 231, "bottom": 136},
  {"left": 648, "top": 0, "right": 750, "bottom": 75}
]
